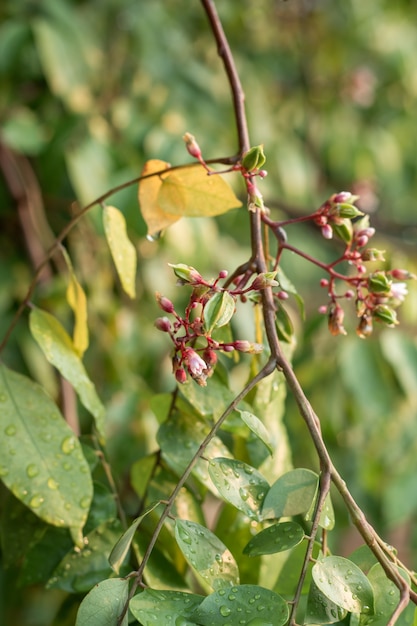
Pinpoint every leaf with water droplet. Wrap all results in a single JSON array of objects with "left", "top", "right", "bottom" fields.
[
  {"left": 175, "top": 519, "right": 239, "bottom": 591},
  {"left": 109, "top": 501, "right": 160, "bottom": 574},
  {"left": 208, "top": 458, "right": 269, "bottom": 521},
  {"left": 367, "top": 563, "right": 410, "bottom": 623},
  {"left": 75, "top": 577, "right": 129, "bottom": 626},
  {"left": 103, "top": 205, "right": 137, "bottom": 298},
  {"left": 305, "top": 579, "right": 347, "bottom": 624},
  {"left": 47, "top": 519, "right": 123, "bottom": 592},
  {"left": 0, "top": 364, "right": 92, "bottom": 544},
  {"left": 261, "top": 468, "right": 318, "bottom": 520},
  {"left": 304, "top": 481, "right": 335, "bottom": 530},
  {"left": 130, "top": 588, "right": 204, "bottom": 626},
  {"left": 238, "top": 410, "right": 274, "bottom": 456},
  {"left": 243, "top": 521, "right": 304, "bottom": 557},
  {"left": 29, "top": 308, "right": 106, "bottom": 442},
  {"left": 192, "top": 584, "right": 288, "bottom": 626},
  {"left": 312, "top": 556, "right": 374, "bottom": 614}
]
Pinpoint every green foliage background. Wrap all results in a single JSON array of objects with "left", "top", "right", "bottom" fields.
[{"left": 0, "top": 0, "right": 417, "bottom": 624}]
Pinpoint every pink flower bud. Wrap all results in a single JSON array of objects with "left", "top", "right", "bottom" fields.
[
  {"left": 218, "top": 269, "right": 228, "bottom": 279},
  {"left": 320, "top": 278, "right": 329, "bottom": 288},
  {"left": 390, "top": 269, "right": 415, "bottom": 280},
  {"left": 258, "top": 169, "right": 268, "bottom": 178},
  {"left": 223, "top": 345, "right": 235, "bottom": 352},
  {"left": 277, "top": 291, "right": 289, "bottom": 300},
  {"left": 154, "top": 317, "right": 171, "bottom": 332},
  {"left": 321, "top": 224, "right": 333, "bottom": 240},
  {"left": 356, "top": 235, "right": 369, "bottom": 248},
  {"left": 183, "top": 348, "right": 207, "bottom": 377},
  {"left": 156, "top": 293, "right": 175, "bottom": 314},
  {"left": 183, "top": 132, "right": 202, "bottom": 159},
  {"left": 318, "top": 305, "right": 328, "bottom": 315},
  {"left": 345, "top": 290, "right": 354, "bottom": 299},
  {"left": 175, "top": 368, "right": 187, "bottom": 384},
  {"left": 203, "top": 348, "right": 217, "bottom": 367},
  {"left": 332, "top": 191, "right": 355, "bottom": 203},
  {"left": 233, "top": 340, "right": 263, "bottom": 354}
]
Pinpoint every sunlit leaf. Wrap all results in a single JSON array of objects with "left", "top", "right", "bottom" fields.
[
  {"left": 208, "top": 458, "right": 269, "bottom": 521},
  {"left": 305, "top": 483, "right": 335, "bottom": 530},
  {"left": 175, "top": 519, "right": 239, "bottom": 591},
  {"left": 47, "top": 519, "right": 123, "bottom": 592},
  {"left": 129, "top": 589, "right": 203, "bottom": 626},
  {"left": 203, "top": 291, "right": 236, "bottom": 333},
  {"left": 138, "top": 159, "right": 179, "bottom": 238},
  {"left": 103, "top": 205, "right": 137, "bottom": 298},
  {"left": 243, "top": 521, "right": 304, "bottom": 557},
  {"left": 305, "top": 580, "right": 347, "bottom": 624},
  {"left": 261, "top": 468, "right": 318, "bottom": 520},
  {"left": 29, "top": 307, "right": 106, "bottom": 442},
  {"left": 192, "top": 584, "right": 289, "bottom": 626},
  {"left": 75, "top": 577, "right": 129, "bottom": 626},
  {"left": 367, "top": 564, "right": 410, "bottom": 626},
  {"left": 109, "top": 501, "right": 160, "bottom": 574},
  {"left": 312, "top": 556, "right": 374, "bottom": 614},
  {"left": 62, "top": 248, "right": 89, "bottom": 356},
  {"left": 239, "top": 409, "right": 274, "bottom": 455},
  {"left": 158, "top": 164, "right": 242, "bottom": 217},
  {"left": 0, "top": 364, "right": 92, "bottom": 545}
]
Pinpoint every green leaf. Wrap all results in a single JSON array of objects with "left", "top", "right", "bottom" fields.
[
  {"left": 131, "top": 453, "right": 159, "bottom": 500},
  {"left": 243, "top": 521, "right": 304, "bottom": 557},
  {"left": 29, "top": 307, "right": 106, "bottom": 442},
  {"left": 47, "top": 519, "right": 123, "bottom": 592},
  {"left": 109, "top": 501, "right": 160, "bottom": 574},
  {"left": 366, "top": 564, "right": 410, "bottom": 625},
  {"left": 312, "top": 556, "right": 374, "bottom": 614},
  {"left": 261, "top": 468, "right": 318, "bottom": 520},
  {"left": 203, "top": 291, "right": 236, "bottom": 333},
  {"left": 75, "top": 577, "right": 129, "bottom": 626},
  {"left": 175, "top": 519, "right": 240, "bottom": 591},
  {"left": 158, "top": 165, "right": 242, "bottom": 217},
  {"left": 192, "top": 584, "right": 289, "bottom": 626},
  {"left": 208, "top": 458, "right": 269, "bottom": 521},
  {"left": 103, "top": 205, "right": 137, "bottom": 299},
  {"left": 0, "top": 364, "right": 92, "bottom": 545},
  {"left": 129, "top": 589, "right": 204, "bottom": 626},
  {"left": 305, "top": 483, "right": 335, "bottom": 530},
  {"left": 62, "top": 248, "right": 89, "bottom": 357},
  {"left": 238, "top": 410, "right": 274, "bottom": 455},
  {"left": 305, "top": 580, "right": 347, "bottom": 624}
]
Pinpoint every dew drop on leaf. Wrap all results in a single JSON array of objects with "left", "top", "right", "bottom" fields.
[
  {"left": 220, "top": 606, "right": 231, "bottom": 617},
  {"left": 30, "top": 494, "right": 44, "bottom": 508},
  {"left": 61, "top": 436, "right": 76, "bottom": 455},
  {"left": 5, "top": 424, "right": 16, "bottom": 436},
  {"left": 26, "top": 464, "right": 39, "bottom": 478}
]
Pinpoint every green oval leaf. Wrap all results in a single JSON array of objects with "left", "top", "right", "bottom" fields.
[
  {"left": 203, "top": 291, "right": 236, "bottom": 333},
  {"left": 239, "top": 410, "right": 274, "bottom": 456},
  {"left": 192, "top": 584, "right": 289, "bottom": 626},
  {"left": 175, "top": 519, "right": 239, "bottom": 591},
  {"left": 243, "top": 521, "right": 304, "bottom": 557},
  {"left": 47, "top": 519, "right": 123, "bottom": 592},
  {"left": 367, "top": 563, "right": 410, "bottom": 624},
  {"left": 103, "top": 205, "right": 137, "bottom": 298},
  {"left": 129, "top": 589, "right": 204, "bottom": 626},
  {"left": 305, "top": 580, "right": 347, "bottom": 624},
  {"left": 109, "top": 501, "right": 160, "bottom": 574},
  {"left": 158, "top": 165, "right": 242, "bottom": 217},
  {"left": 261, "top": 468, "right": 318, "bottom": 520},
  {"left": 75, "top": 577, "right": 129, "bottom": 626},
  {"left": 312, "top": 556, "right": 374, "bottom": 614},
  {"left": 29, "top": 307, "right": 106, "bottom": 442},
  {"left": 208, "top": 458, "right": 269, "bottom": 521},
  {"left": 0, "top": 364, "right": 92, "bottom": 544}
]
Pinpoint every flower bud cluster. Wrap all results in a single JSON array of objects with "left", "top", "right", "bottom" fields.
[{"left": 154, "top": 265, "right": 265, "bottom": 386}]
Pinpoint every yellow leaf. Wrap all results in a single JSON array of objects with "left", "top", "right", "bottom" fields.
[
  {"left": 158, "top": 165, "right": 242, "bottom": 217},
  {"left": 62, "top": 249, "right": 89, "bottom": 357},
  {"left": 103, "top": 205, "right": 137, "bottom": 299},
  {"left": 138, "top": 159, "right": 180, "bottom": 239}
]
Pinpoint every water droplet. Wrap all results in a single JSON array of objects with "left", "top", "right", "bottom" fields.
[
  {"left": 26, "top": 464, "right": 39, "bottom": 478},
  {"left": 257, "top": 605, "right": 266, "bottom": 612},
  {"left": 249, "top": 597, "right": 256, "bottom": 604},
  {"left": 0, "top": 393, "right": 7, "bottom": 402},
  {"left": 215, "top": 553, "right": 223, "bottom": 564},
  {"left": 254, "top": 594, "right": 261, "bottom": 600},
  {"left": 29, "top": 494, "right": 44, "bottom": 508},
  {"left": 65, "top": 503, "right": 72, "bottom": 511},
  {"left": 232, "top": 469, "right": 241, "bottom": 479},
  {"left": 178, "top": 526, "right": 192, "bottom": 545},
  {"left": 218, "top": 589, "right": 226, "bottom": 596},
  {"left": 80, "top": 496, "right": 91, "bottom": 509},
  {"left": 239, "top": 488, "right": 249, "bottom": 501},
  {"left": 61, "top": 436, "right": 76, "bottom": 455},
  {"left": 41, "top": 431, "right": 52, "bottom": 443},
  {"left": 63, "top": 462, "right": 72, "bottom": 471},
  {"left": 244, "top": 466, "right": 254, "bottom": 474},
  {"left": 388, "top": 589, "right": 396, "bottom": 596},
  {"left": 220, "top": 606, "right": 231, "bottom": 617},
  {"left": 228, "top": 594, "right": 236, "bottom": 601},
  {"left": 5, "top": 424, "right": 16, "bottom": 436},
  {"left": 0, "top": 466, "right": 8, "bottom": 477},
  {"left": 362, "top": 605, "right": 371, "bottom": 614},
  {"left": 256, "top": 492, "right": 265, "bottom": 500},
  {"left": 48, "top": 478, "right": 59, "bottom": 490}
]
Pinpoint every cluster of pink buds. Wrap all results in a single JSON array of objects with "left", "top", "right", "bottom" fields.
[
  {"left": 154, "top": 264, "right": 264, "bottom": 386},
  {"left": 313, "top": 191, "right": 363, "bottom": 241}
]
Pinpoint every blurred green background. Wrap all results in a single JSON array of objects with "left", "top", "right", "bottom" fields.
[{"left": 1, "top": 0, "right": 417, "bottom": 623}]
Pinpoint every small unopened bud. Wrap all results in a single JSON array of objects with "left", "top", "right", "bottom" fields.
[
  {"left": 368, "top": 271, "right": 391, "bottom": 294},
  {"left": 156, "top": 292, "right": 175, "bottom": 313},
  {"left": 258, "top": 169, "right": 268, "bottom": 178},
  {"left": 218, "top": 269, "right": 228, "bottom": 279},
  {"left": 373, "top": 305, "right": 399, "bottom": 327},
  {"left": 277, "top": 291, "right": 289, "bottom": 300},
  {"left": 390, "top": 269, "right": 416, "bottom": 280},
  {"left": 155, "top": 317, "right": 171, "bottom": 332},
  {"left": 321, "top": 224, "right": 333, "bottom": 240},
  {"left": 183, "top": 132, "right": 202, "bottom": 159},
  {"left": 203, "top": 348, "right": 217, "bottom": 367},
  {"left": 345, "top": 290, "right": 354, "bottom": 299},
  {"left": 251, "top": 272, "right": 279, "bottom": 290},
  {"left": 356, "top": 227, "right": 376, "bottom": 239},
  {"left": 331, "top": 191, "right": 359, "bottom": 204},
  {"left": 233, "top": 340, "right": 263, "bottom": 354},
  {"left": 356, "top": 314, "right": 373, "bottom": 339},
  {"left": 242, "top": 145, "right": 266, "bottom": 172},
  {"left": 223, "top": 345, "right": 235, "bottom": 352},
  {"left": 320, "top": 278, "right": 329, "bottom": 288},
  {"left": 318, "top": 305, "right": 328, "bottom": 315},
  {"left": 361, "top": 248, "right": 386, "bottom": 262},
  {"left": 175, "top": 368, "right": 187, "bottom": 384},
  {"left": 168, "top": 263, "right": 203, "bottom": 285},
  {"left": 356, "top": 235, "right": 369, "bottom": 248}
]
